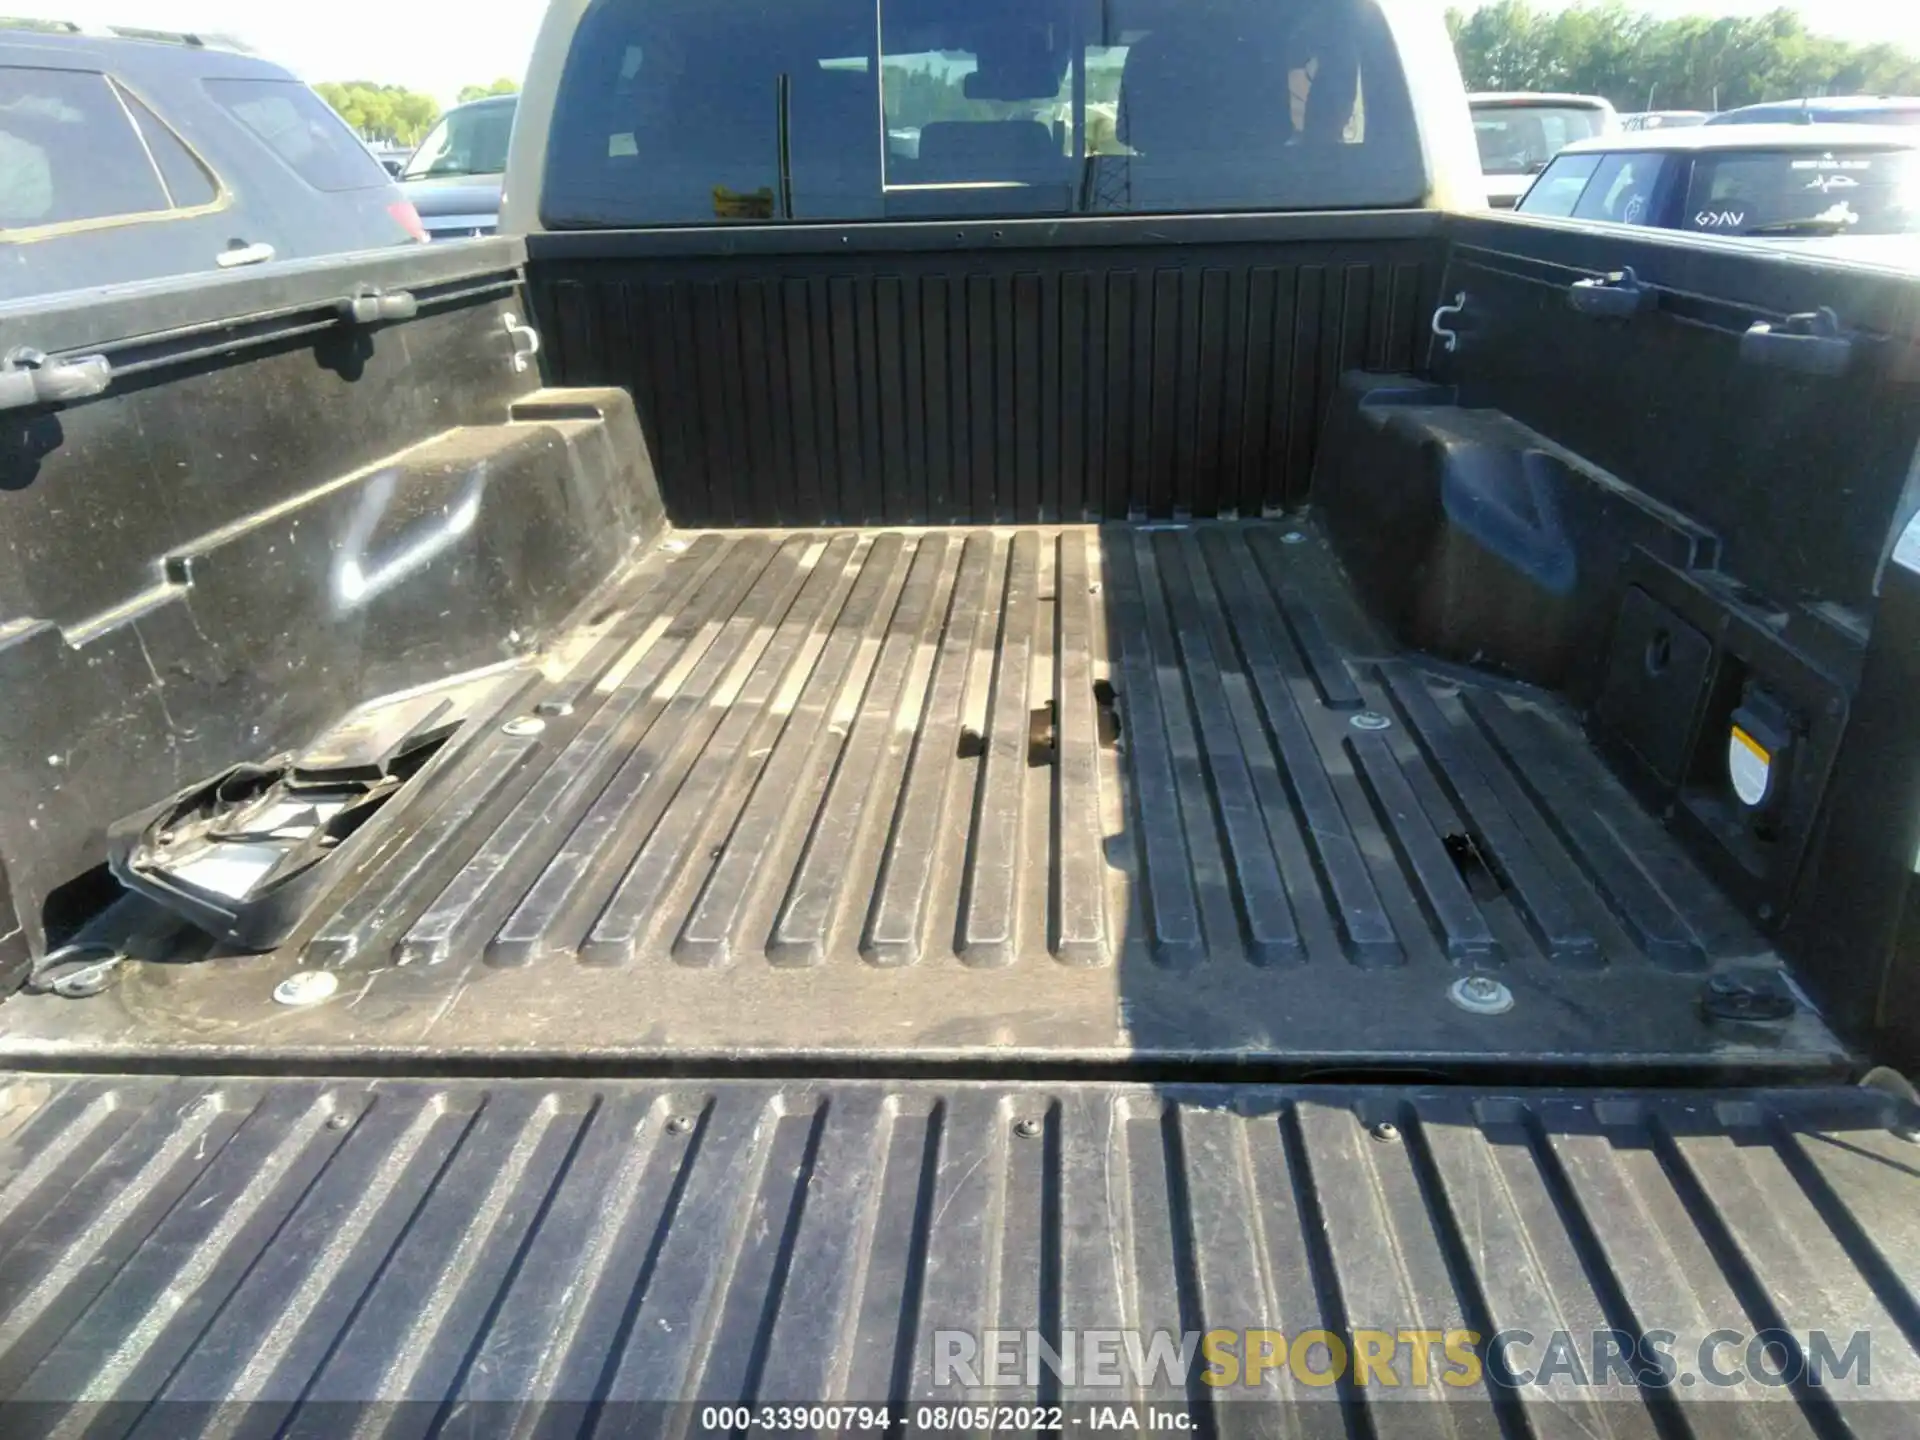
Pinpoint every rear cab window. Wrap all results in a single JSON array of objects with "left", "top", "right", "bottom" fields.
[
  {"left": 541, "top": 0, "right": 1428, "bottom": 227},
  {"left": 0, "top": 64, "right": 222, "bottom": 234},
  {"left": 204, "top": 77, "right": 393, "bottom": 191}
]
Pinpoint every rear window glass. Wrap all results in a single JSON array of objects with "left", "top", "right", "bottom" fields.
[
  {"left": 1472, "top": 105, "right": 1608, "bottom": 176},
  {"left": 542, "top": 0, "right": 1426, "bottom": 227},
  {"left": 1518, "top": 152, "right": 1601, "bottom": 216},
  {"left": 1571, "top": 152, "right": 1666, "bottom": 226},
  {"left": 0, "top": 66, "right": 170, "bottom": 229},
  {"left": 124, "top": 91, "right": 220, "bottom": 208},
  {"left": 204, "top": 78, "right": 392, "bottom": 192},
  {"left": 1683, "top": 149, "right": 1920, "bottom": 237}
]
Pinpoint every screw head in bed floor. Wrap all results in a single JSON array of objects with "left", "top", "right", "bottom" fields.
[
  {"left": 1449, "top": 975, "right": 1514, "bottom": 1015},
  {"left": 273, "top": 970, "right": 338, "bottom": 1007}
]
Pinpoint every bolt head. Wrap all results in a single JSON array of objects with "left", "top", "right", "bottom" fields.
[
  {"left": 1351, "top": 711, "right": 1393, "bottom": 732},
  {"left": 273, "top": 970, "right": 338, "bottom": 1007},
  {"left": 666, "top": 1114, "right": 694, "bottom": 1136},
  {"left": 502, "top": 715, "right": 547, "bottom": 738},
  {"left": 1280, "top": 531, "right": 1308, "bottom": 546},
  {"left": 1448, "top": 974, "right": 1514, "bottom": 1016},
  {"left": 1369, "top": 1121, "right": 1401, "bottom": 1143},
  {"left": 1014, "top": 1117, "right": 1043, "bottom": 1139}
]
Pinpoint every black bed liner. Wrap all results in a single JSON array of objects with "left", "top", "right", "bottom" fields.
[
  {"left": 0, "top": 523, "right": 1844, "bottom": 1077},
  {"left": 0, "top": 1073, "right": 1917, "bottom": 1420}
]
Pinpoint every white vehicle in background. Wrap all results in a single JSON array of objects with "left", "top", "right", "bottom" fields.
[
  {"left": 1470, "top": 91, "right": 1619, "bottom": 207},
  {"left": 1516, "top": 123, "right": 1920, "bottom": 266}
]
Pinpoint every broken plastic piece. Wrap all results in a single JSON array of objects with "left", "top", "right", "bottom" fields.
[{"left": 107, "top": 687, "right": 472, "bottom": 950}]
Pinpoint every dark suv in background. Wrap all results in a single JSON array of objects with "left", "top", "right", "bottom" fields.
[
  {"left": 1708, "top": 95, "right": 1920, "bottom": 127},
  {"left": 0, "top": 22, "right": 426, "bottom": 299}
]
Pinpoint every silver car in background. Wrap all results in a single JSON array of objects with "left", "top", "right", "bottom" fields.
[{"left": 0, "top": 21, "right": 426, "bottom": 298}]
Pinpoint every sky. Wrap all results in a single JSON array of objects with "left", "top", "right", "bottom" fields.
[
  {"left": 10, "top": 0, "right": 1920, "bottom": 106},
  {"left": 7, "top": 0, "right": 551, "bottom": 104}
]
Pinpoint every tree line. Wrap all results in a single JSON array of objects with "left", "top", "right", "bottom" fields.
[
  {"left": 313, "top": 79, "right": 519, "bottom": 149},
  {"left": 1447, "top": 2, "right": 1920, "bottom": 113}
]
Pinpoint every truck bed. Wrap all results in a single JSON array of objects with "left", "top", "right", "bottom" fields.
[{"left": 0, "top": 522, "right": 1843, "bottom": 1078}]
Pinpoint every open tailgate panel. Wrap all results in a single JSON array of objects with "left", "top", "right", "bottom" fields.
[{"left": 1, "top": 1074, "right": 1918, "bottom": 1427}]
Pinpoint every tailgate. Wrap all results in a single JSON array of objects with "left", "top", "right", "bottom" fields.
[{"left": 1, "top": 1074, "right": 1918, "bottom": 1429}]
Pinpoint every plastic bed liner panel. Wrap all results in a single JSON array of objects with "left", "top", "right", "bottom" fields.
[
  {"left": 0, "top": 523, "right": 1846, "bottom": 1076},
  {"left": 0, "top": 1073, "right": 1916, "bottom": 1420}
]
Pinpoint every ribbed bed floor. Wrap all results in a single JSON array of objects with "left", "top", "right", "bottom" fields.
[{"left": 0, "top": 524, "right": 1845, "bottom": 1075}]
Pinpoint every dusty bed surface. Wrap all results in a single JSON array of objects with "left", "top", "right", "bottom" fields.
[{"left": 0, "top": 523, "right": 1843, "bottom": 1076}]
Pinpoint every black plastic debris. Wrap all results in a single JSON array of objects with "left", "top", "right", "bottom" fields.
[{"left": 107, "top": 691, "right": 468, "bottom": 951}]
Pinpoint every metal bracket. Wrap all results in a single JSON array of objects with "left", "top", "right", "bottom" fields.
[
  {"left": 502, "top": 313, "right": 542, "bottom": 374},
  {"left": 0, "top": 347, "right": 113, "bottom": 412},
  {"left": 1741, "top": 306, "right": 1855, "bottom": 378},
  {"left": 25, "top": 942, "right": 127, "bottom": 999},
  {"left": 341, "top": 285, "right": 419, "bottom": 325},
  {"left": 1430, "top": 293, "right": 1467, "bottom": 355},
  {"left": 1569, "top": 266, "right": 1658, "bottom": 319}
]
